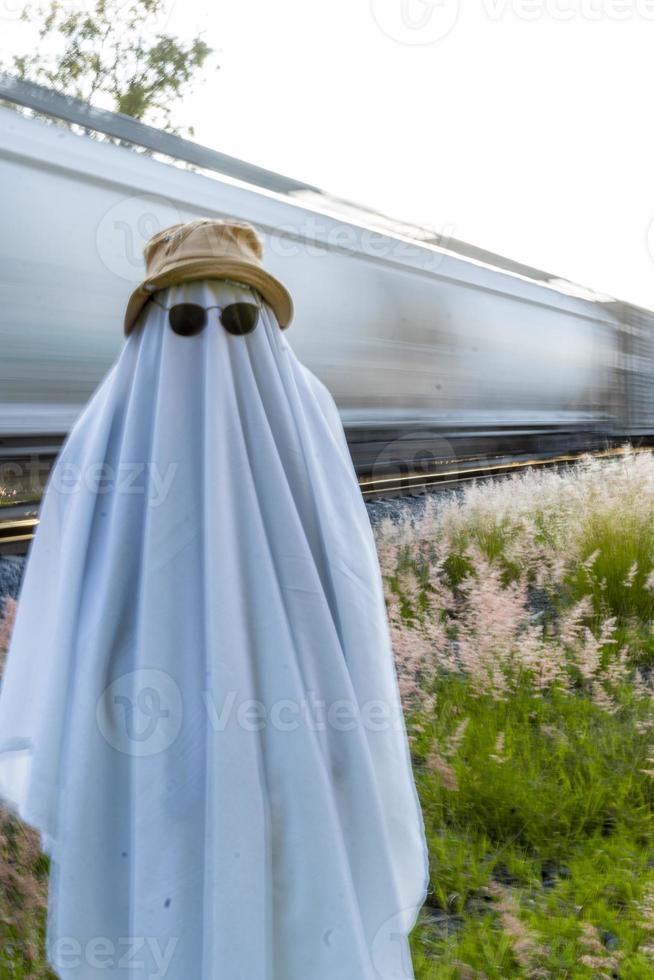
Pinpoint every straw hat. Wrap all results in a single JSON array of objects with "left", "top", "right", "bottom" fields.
[{"left": 124, "top": 218, "right": 294, "bottom": 335}]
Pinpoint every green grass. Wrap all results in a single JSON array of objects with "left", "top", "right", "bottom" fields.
[
  {"left": 0, "top": 807, "right": 54, "bottom": 978},
  {"left": 407, "top": 679, "right": 654, "bottom": 976},
  {"left": 377, "top": 449, "right": 654, "bottom": 976}
]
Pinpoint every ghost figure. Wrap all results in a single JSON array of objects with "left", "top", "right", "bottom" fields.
[{"left": 0, "top": 220, "right": 429, "bottom": 980}]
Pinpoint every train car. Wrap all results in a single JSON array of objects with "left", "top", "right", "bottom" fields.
[{"left": 0, "top": 78, "right": 652, "bottom": 484}]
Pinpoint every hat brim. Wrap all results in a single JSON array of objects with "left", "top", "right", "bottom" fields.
[{"left": 123, "top": 259, "right": 294, "bottom": 336}]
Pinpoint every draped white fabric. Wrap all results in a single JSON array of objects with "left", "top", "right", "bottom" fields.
[{"left": 0, "top": 279, "right": 429, "bottom": 980}]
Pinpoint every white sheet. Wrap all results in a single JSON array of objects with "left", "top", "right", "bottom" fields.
[{"left": 0, "top": 279, "right": 429, "bottom": 979}]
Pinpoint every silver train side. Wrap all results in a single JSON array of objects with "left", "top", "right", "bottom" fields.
[{"left": 2, "top": 104, "right": 654, "bottom": 478}]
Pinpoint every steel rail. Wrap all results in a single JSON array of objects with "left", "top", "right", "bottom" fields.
[
  {"left": 2, "top": 445, "right": 652, "bottom": 554},
  {"left": 357, "top": 444, "right": 652, "bottom": 498}
]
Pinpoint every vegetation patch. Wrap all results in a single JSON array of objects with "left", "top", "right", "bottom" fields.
[{"left": 376, "top": 447, "right": 654, "bottom": 977}]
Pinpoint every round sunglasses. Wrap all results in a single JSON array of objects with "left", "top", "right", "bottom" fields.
[{"left": 149, "top": 286, "right": 262, "bottom": 338}]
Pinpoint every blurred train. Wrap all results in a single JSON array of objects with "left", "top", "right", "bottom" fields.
[{"left": 2, "top": 75, "right": 654, "bottom": 483}]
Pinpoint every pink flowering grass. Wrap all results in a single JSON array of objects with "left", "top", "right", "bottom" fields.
[{"left": 376, "top": 446, "right": 654, "bottom": 976}]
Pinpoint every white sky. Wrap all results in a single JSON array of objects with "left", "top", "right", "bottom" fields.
[{"left": 3, "top": 0, "right": 654, "bottom": 309}]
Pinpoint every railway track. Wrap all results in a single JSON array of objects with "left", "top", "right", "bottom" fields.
[
  {"left": 2, "top": 444, "right": 651, "bottom": 556},
  {"left": 0, "top": 505, "right": 39, "bottom": 555},
  {"left": 357, "top": 443, "right": 653, "bottom": 498}
]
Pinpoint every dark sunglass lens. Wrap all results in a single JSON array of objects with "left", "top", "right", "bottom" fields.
[
  {"left": 220, "top": 303, "right": 259, "bottom": 336},
  {"left": 168, "top": 304, "right": 207, "bottom": 337}
]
